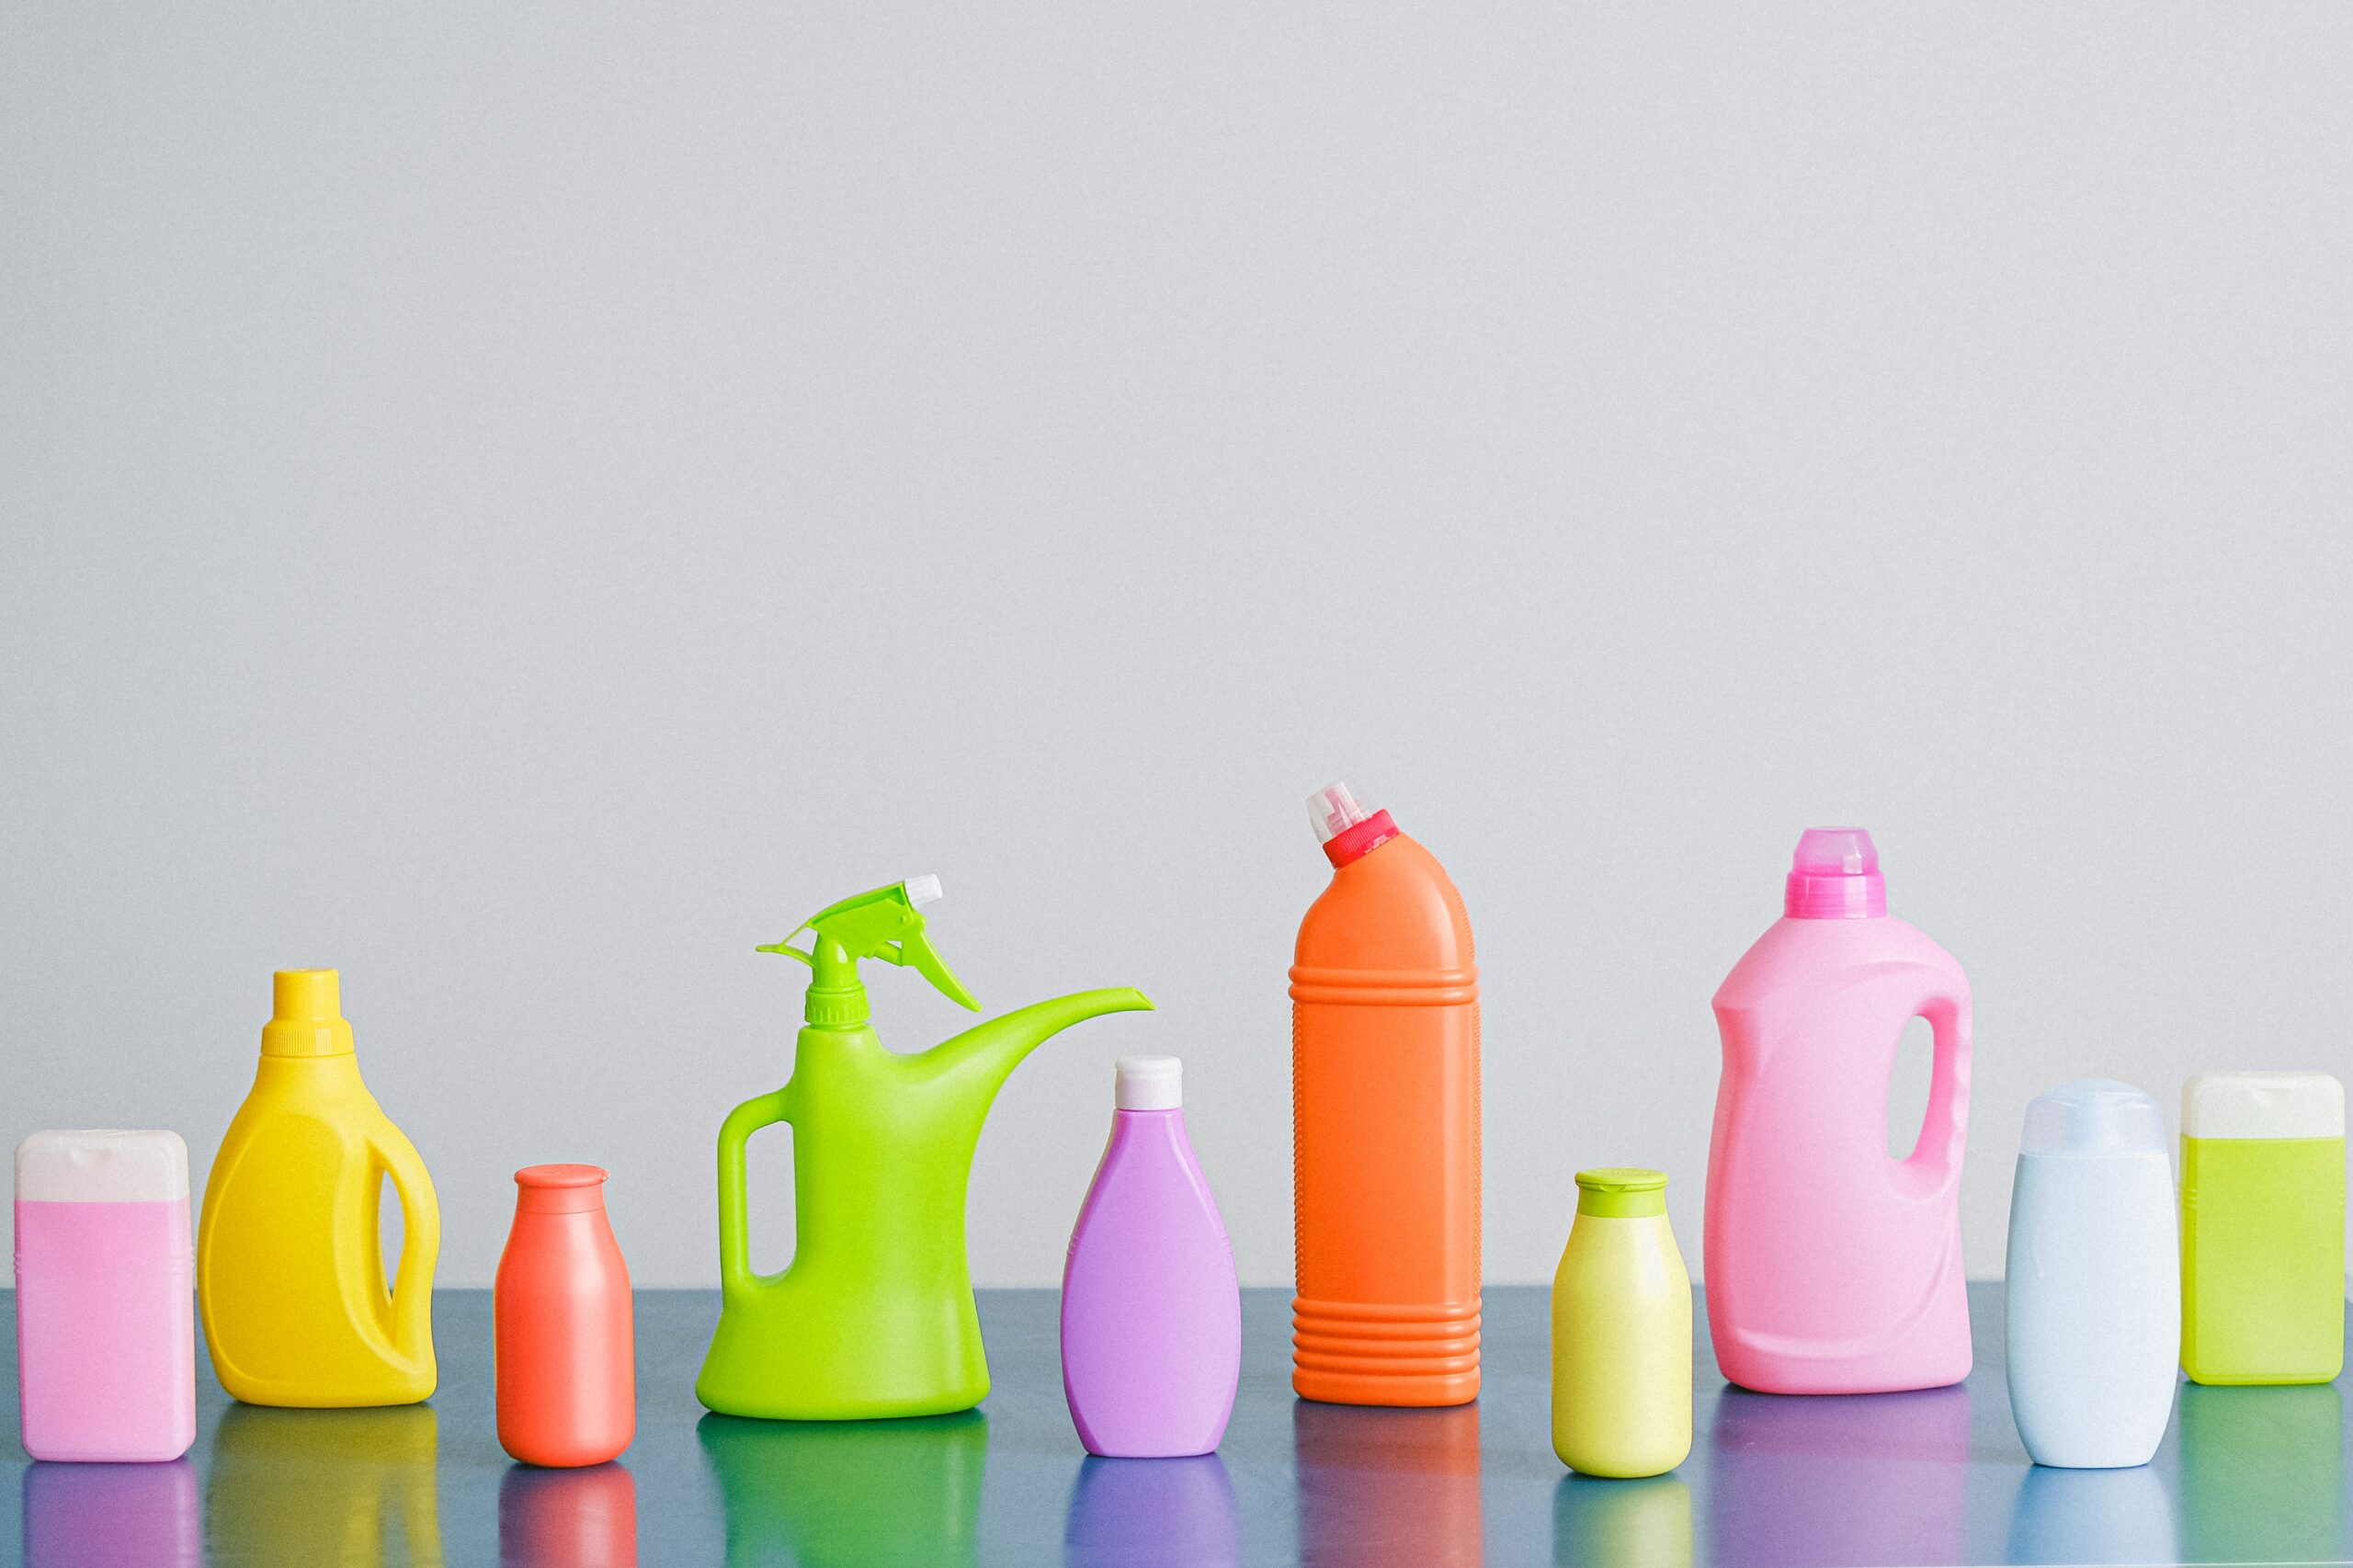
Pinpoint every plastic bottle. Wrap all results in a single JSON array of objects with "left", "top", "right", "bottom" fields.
[
  {"left": 698, "top": 877, "right": 1151, "bottom": 1420},
  {"left": 15, "top": 1129, "right": 197, "bottom": 1461},
  {"left": 198, "top": 969, "right": 439, "bottom": 1406},
  {"left": 1290, "top": 781, "right": 1481, "bottom": 1407},
  {"left": 2004, "top": 1080, "right": 2178, "bottom": 1468},
  {"left": 1060, "top": 1056, "right": 1242, "bottom": 1458},
  {"left": 496, "top": 1164, "right": 636, "bottom": 1467},
  {"left": 1551, "top": 1167, "right": 1692, "bottom": 1478},
  {"left": 2179, "top": 1071, "right": 2345, "bottom": 1385},
  {"left": 1705, "top": 827, "right": 1972, "bottom": 1395}
]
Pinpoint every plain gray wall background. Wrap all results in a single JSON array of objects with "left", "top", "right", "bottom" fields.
[{"left": 5, "top": 4, "right": 2348, "bottom": 1290}]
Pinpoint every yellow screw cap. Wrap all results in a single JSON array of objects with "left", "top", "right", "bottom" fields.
[{"left": 263, "top": 969, "right": 356, "bottom": 1058}]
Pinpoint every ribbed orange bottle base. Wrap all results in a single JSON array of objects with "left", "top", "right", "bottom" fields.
[{"left": 1291, "top": 1297, "right": 1482, "bottom": 1407}]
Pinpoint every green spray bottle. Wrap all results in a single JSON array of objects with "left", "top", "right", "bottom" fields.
[{"left": 697, "top": 876, "right": 1153, "bottom": 1420}]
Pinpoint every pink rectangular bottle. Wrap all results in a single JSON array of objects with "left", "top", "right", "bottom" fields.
[
  {"left": 1704, "top": 829, "right": 1972, "bottom": 1394},
  {"left": 15, "top": 1130, "right": 198, "bottom": 1461}
]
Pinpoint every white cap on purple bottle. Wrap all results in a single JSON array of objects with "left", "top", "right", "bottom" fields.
[{"left": 1116, "top": 1056, "right": 1183, "bottom": 1110}]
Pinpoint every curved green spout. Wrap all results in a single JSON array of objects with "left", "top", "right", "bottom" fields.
[{"left": 698, "top": 983, "right": 1153, "bottom": 1420}]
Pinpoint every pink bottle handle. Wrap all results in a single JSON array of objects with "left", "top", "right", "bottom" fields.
[{"left": 1901, "top": 994, "right": 1971, "bottom": 1199}]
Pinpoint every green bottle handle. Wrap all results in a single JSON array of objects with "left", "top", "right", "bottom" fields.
[{"left": 716, "top": 1088, "right": 791, "bottom": 1297}]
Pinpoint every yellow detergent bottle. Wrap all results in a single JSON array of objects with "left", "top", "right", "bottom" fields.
[{"left": 199, "top": 970, "right": 439, "bottom": 1406}]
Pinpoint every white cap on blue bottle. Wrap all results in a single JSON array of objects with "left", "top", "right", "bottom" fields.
[{"left": 2020, "top": 1080, "right": 2167, "bottom": 1157}]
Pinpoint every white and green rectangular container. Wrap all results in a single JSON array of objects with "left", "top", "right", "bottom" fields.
[{"left": 2179, "top": 1072, "right": 2346, "bottom": 1385}]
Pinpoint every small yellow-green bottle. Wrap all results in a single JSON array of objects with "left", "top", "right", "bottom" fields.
[
  {"left": 1552, "top": 1168, "right": 1692, "bottom": 1479},
  {"left": 2179, "top": 1072, "right": 2345, "bottom": 1385}
]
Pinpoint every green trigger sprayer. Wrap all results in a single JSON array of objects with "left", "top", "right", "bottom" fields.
[{"left": 696, "top": 877, "right": 1153, "bottom": 1421}]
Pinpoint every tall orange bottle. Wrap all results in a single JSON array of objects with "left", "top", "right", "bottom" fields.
[{"left": 1290, "top": 780, "right": 1480, "bottom": 1406}]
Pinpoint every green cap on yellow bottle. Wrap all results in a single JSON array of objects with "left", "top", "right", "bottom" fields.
[{"left": 1575, "top": 1167, "right": 1667, "bottom": 1218}]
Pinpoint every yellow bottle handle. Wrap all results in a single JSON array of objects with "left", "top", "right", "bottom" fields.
[{"left": 370, "top": 1128, "right": 441, "bottom": 1372}]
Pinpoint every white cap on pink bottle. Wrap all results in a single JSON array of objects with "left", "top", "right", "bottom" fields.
[{"left": 16, "top": 1130, "right": 189, "bottom": 1203}]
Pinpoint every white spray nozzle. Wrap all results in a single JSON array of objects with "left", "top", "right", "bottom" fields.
[{"left": 904, "top": 874, "right": 944, "bottom": 909}]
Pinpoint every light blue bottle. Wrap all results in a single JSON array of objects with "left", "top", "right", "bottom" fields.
[{"left": 2004, "top": 1080, "right": 2179, "bottom": 1469}]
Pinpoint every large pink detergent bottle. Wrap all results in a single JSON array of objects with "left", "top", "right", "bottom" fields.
[{"left": 1705, "top": 828, "right": 1972, "bottom": 1395}]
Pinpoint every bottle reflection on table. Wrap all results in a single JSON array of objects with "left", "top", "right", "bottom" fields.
[
  {"left": 205, "top": 1403, "right": 443, "bottom": 1568},
  {"left": 500, "top": 1461, "right": 638, "bottom": 1568},
  {"left": 1292, "top": 1400, "right": 1482, "bottom": 1567},
  {"left": 697, "top": 1409, "right": 986, "bottom": 1568},
  {"left": 1707, "top": 1381, "right": 1970, "bottom": 1568},
  {"left": 1064, "top": 1452, "right": 1240, "bottom": 1568},
  {"left": 2005, "top": 1460, "right": 2176, "bottom": 1565},
  {"left": 21, "top": 1457, "right": 200, "bottom": 1568},
  {"left": 1552, "top": 1472, "right": 1690, "bottom": 1568},
  {"left": 2177, "top": 1379, "right": 2344, "bottom": 1564}
]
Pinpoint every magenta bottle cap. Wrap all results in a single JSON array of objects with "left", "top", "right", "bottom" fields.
[{"left": 1784, "top": 828, "right": 1887, "bottom": 919}]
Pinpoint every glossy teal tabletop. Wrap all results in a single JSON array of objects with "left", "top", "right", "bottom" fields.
[{"left": 3, "top": 1282, "right": 2347, "bottom": 1565}]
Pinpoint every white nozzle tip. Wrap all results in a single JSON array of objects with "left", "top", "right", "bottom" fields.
[
  {"left": 1307, "top": 780, "right": 1376, "bottom": 844},
  {"left": 904, "top": 874, "right": 944, "bottom": 909},
  {"left": 1116, "top": 1055, "right": 1182, "bottom": 1110}
]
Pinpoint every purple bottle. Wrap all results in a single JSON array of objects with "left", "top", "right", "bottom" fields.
[{"left": 1060, "top": 1056, "right": 1242, "bottom": 1458}]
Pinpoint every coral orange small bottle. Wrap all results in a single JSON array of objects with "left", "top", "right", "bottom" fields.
[
  {"left": 1290, "top": 781, "right": 1481, "bottom": 1406},
  {"left": 495, "top": 1165, "right": 635, "bottom": 1467}
]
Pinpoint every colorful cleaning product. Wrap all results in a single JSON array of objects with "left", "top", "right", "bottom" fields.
[
  {"left": 1551, "top": 1167, "right": 1692, "bottom": 1479},
  {"left": 15, "top": 1129, "right": 197, "bottom": 1461},
  {"left": 497, "top": 1164, "right": 635, "bottom": 1467},
  {"left": 198, "top": 969, "right": 439, "bottom": 1407},
  {"left": 1706, "top": 827, "right": 1972, "bottom": 1394},
  {"left": 2179, "top": 1071, "right": 2345, "bottom": 1385},
  {"left": 2004, "top": 1080, "right": 2179, "bottom": 1468},
  {"left": 1290, "top": 781, "right": 1481, "bottom": 1408},
  {"left": 697, "top": 877, "right": 1151, "bottom": 1420},
  {"left": 1060, "top": 1056, "right": 1242, "bottom": 1458}
]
